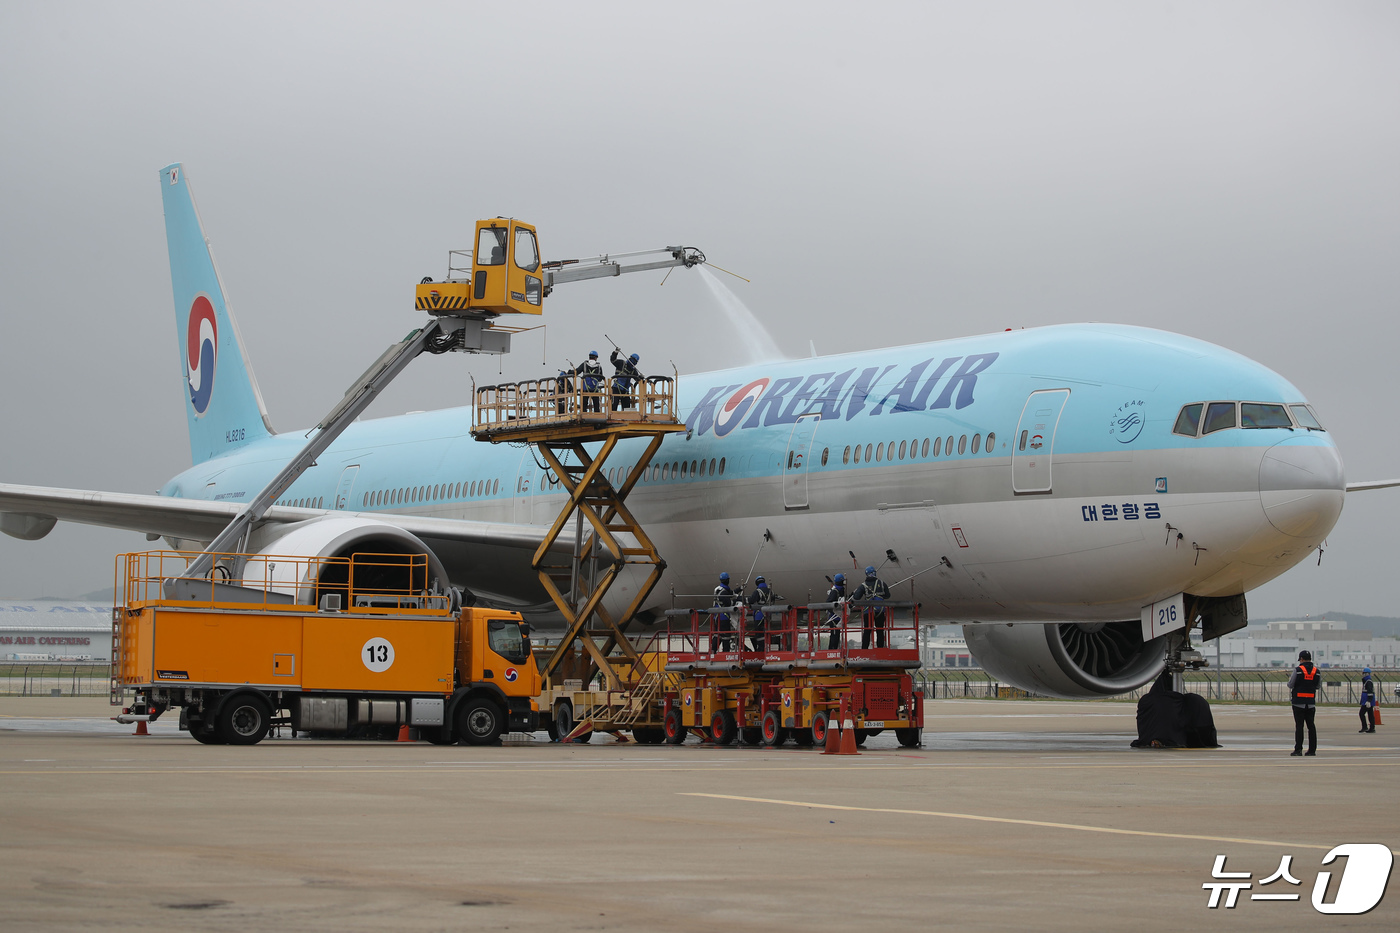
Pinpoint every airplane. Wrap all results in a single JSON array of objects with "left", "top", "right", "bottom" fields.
[{"left": 2, "top": 164, "right": 1394, "bottom": 700}]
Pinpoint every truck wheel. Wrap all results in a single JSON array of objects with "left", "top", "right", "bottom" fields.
[
  {"left": 663, "top": 709, "right": 687, "bottom": 744},
  {"left": 459, "top": 698, "right": 504, "bottom": 746},
  {"left": 556, "top": 702, "right": 591, "bottom": 744},
  {"left": 810, "top": 711, "right": 830, "bottom": 747},
  {"left": 760, "top": 710, "right": 787, "bottom": 747},
  {"left": 545, "top": 717, "right": 560, "bottom": 742},
  {"left": 422, "top": 726, "right": 456, "bottom": 745},
  {"left": 711, "top": 710, "right": 737, "bottom": 746},
  {"left": 896, "top": 727, "right": 922, "bottom": 748},
  {"left": 217, "top": 694, "right": 270, "bottom": 746},
  {"left": 187, "top": 713, "right": 224, "bottom": 745}
]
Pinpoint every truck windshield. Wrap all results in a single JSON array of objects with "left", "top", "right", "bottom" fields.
[{"left": 487, "top": 619, "right": 530, "bottom": 664}]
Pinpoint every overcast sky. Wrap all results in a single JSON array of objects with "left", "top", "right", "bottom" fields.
[{"left": 1, "top": 2, "right": 1397, "bottom": 619}]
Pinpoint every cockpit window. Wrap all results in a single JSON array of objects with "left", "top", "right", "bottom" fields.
[
  {"left": 1240, "top": 403, "right": 1292, "bottom": 429},
  {"left": 1202, "top": 402, "right": 1237, "bottom": 435},
  {"left": 1290, "top": 404, "right": 1325, "bottom": 431},
  {"left": 487, "top": 619, "right": 530, "bottom": 664},
  {"left": 1172, "top": 404, "right": 1202, "bottom": 437}
]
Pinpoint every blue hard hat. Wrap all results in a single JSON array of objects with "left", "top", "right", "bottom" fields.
[
  {"left": 719, "top": 572, "right": 729, "bottom": 582},
  {"left": 834, "top": 573, "right": 845, "bottom": 585},
  {"left": 629, "top": 353, "right": 639, "bottom": 364},
  {"left": 1363, "top": 667, "right": 1372, "bottom": 674},
  {"left": 865, "top": 566, "right": 876, "bottom": 576},
  {"left": 589, "top": 350, "right": 599, "bottom": 358},
  {"left": 755, "top": 575, "right": 766, "bottom": 585}
]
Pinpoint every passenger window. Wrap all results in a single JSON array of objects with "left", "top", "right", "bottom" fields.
[
  {"left": 486, "top": 619, "right": 530, "bottom": 664},
  {"left": 986, "top": 431, "right": 995, "bottom": 451},
  {"left": 866, "top": 443, "right": 874, "bottom": 462},
  {"left": 1241, "top": 403, "right": 1292, "bottom": 429},
  {"left": 843, "top": 445, "right": 851, "bottom": 464},
  {"left": 945, "top": 435, "right": 954, "bottom": 456},
  {"left": 821, "top": 447, "right": 829, "bottom": 466},
  {"left": 493, "top": 479, "right": 499, "bottom": 494},
  {"left": 1290, "top": 404, "right": 1324, "bottom": 431},
  {"left": 922, "top": 438, "right": 930, "bottom": 457},
  {"left": 682, "top": 461, "right": 689, "bottom": 478},
  {"left": 662, "top": 464, "right": 670, "bottom": 480},
  {"left": 886, "top": 441, "right": 895, "bottom": 461},
  {"left": 691, "top": 460, "right": 698, "bottom": 476},
  {"left": 1202, "top": 402, "right": 1237, "bottom": 434},
  {"left": 875, "top": 443, "right": 883, "bottom": 462},
  {"left": 1019, "top": 429, "right": 1028, "bottom": 451},
  {"left": 708, "top": 458, "right": 716, "bottom": 475},
  {"left": 853, "top": 445, "right": 862, "bottom": 463},
  {"left": 958, "top": 435, "right": 967, "bottom": 455},
  {"left": 514, "top": 228, "right": 539, "bottom": 272},
  {"left": 477, "top": 226, "right": 508, "bottom": 265},
  {"left": 899, "top": 440, "right": 907, "bottom": 460},
  {"left": 972, "top": 433, "right": 981, "bottom": 454},
  {"left": 719, "top": 457, "right": 726, "bottom": 475},
  {"left": 933, "top": 437, "right": 942, "bottom": 457}
]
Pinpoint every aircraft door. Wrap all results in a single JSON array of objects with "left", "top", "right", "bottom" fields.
[
  {"left": 783, "top": 415, "right": 820, "bottom": 510},
  {"left": 1012, "top": 389, "right": 1070, "bottom": 494},
  {"left": 334, "top": 465, "right": 360, "bottom": 510}
]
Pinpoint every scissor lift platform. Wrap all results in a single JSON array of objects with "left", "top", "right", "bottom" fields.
[{"left": 471, "top": 373, "right": 686, "bottom": 740}]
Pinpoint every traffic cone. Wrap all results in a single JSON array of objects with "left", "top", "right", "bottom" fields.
[
  {"left": 133, "top": 720, "right": 149, "bottom": 736},
  {"left": 822, "top": 712, "right": 840, "bottom": 755},
  {"left": 1374, "top": 705, "right": 1383, "bottom": 726},
  {"left": 836, "top": 697, "right": 859, "bottom": 756},
  {"left": 396, "top": 724, "right": 413, "bottom": 742}
]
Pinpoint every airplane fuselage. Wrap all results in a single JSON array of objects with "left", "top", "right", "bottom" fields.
[{"left": 161, "top": 323, "right": 1345, "bottom": 625}]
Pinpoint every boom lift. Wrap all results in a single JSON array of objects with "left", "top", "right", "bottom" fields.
[{"left": 113, "top": 219, "right": 706, "bottom": 743}]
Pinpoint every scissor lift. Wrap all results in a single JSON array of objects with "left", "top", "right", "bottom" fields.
[
  {"left": 471, "top": 372, "right": 686, "bottom": 741},
  {"left": 659, "top": 602, "right": 925, "bottom": 748}
]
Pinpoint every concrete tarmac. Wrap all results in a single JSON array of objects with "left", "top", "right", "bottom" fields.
[{"left": 1, "top": 697, "right": 1396, "bottom": 931}]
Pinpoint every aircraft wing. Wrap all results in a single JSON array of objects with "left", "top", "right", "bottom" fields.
[
  {"left": 0, "top": 482, "right": 557, "bottom": 608},
  {"left": 1345, "top": 479, "right": 1400, "bottom": 492}
]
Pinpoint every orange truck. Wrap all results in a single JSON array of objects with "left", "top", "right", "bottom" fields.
[{"left": 111, "top": 551, "right": 540, "bottom": 746}]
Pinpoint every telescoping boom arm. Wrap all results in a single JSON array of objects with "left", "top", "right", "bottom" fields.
[{"left": 542, "top": 246, "right": 705, "bottom": 293}]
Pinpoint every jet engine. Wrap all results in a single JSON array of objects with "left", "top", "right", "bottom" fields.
[
  {"left": 242, "top": 516, "right": 454, "bottom": 608},
  {"left": 962, "top": 621, "right": 1168, "bottom": 699}
]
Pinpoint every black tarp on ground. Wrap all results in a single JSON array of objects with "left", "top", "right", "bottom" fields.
[{"left": 1130, "top": 671, "right": 1221, "bottom": 748}]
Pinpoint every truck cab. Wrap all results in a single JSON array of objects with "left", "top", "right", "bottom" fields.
[{"left": 450, "top": 608, "right": 541, "bottom": 744}]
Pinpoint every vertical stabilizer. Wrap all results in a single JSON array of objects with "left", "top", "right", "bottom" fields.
[{"left": 160, "top": 163, "right": 274, "bottom": 464}]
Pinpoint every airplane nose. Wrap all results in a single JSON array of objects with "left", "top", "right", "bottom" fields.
[{"left": 1259, "top": 436, "right": 1345, "bottom": 539}]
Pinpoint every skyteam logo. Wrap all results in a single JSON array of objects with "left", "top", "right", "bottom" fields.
[
  {"left": 186, "top": 295, "right": 218, "bottom": 417},
  {"left": 714, "top": 378, "right": 769, "bottom": 437}
]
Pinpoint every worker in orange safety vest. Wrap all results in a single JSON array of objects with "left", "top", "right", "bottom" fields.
[{"left": 1288, "top": 649, "right": 1320, "bottom": 756}]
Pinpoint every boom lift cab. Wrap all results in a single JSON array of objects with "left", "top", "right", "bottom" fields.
[{"left": 415, "top": 219, "right": 543, "bottom": 316}]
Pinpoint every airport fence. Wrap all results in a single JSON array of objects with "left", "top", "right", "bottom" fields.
[
  {"left": 913, "top": 667, "right": 1396, "bottom": 706},
  {"left": 0, "top": 662, "right": 110, "bottom": 697}
]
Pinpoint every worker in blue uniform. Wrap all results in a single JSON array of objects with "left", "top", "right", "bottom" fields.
[
  {"left": 575, "top": 351, "right": 604, "bottom": 413},
  {"left": 824, "top": 573, "right": 847, "bottom": 650},
  {"left": 851, "top": 566, "right": 891, "bottom": 649},
  {"left": 1288, "top": 649, "right": 1320, "bottom": 756},
  {"left": 1359, "top": 667, "right": 1376, "bottom": 733},
  {"left": 710, "top": 572, "right": 735, "bottom": 652},
  {"left": 747, "top": 576, "right": 777, "bottom": 652},
  {"left": 609, "top": 349, "right": 644, "bottom": 411}
]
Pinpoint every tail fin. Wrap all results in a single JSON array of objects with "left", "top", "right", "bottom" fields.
[{"left": 159, "top": 163, "right": 274, "bottom": 464}]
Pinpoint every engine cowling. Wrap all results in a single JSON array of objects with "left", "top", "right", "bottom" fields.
[
  {"left": 962, "top": 621, "right": 1168, "bottom": 699},
  {"left": 244, "top": 517, "right": 453, "bottom": 607}
]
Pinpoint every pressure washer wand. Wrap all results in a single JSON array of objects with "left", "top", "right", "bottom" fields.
[{"left": 743, "top": 529, "right": 773, "bottom": 590}]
